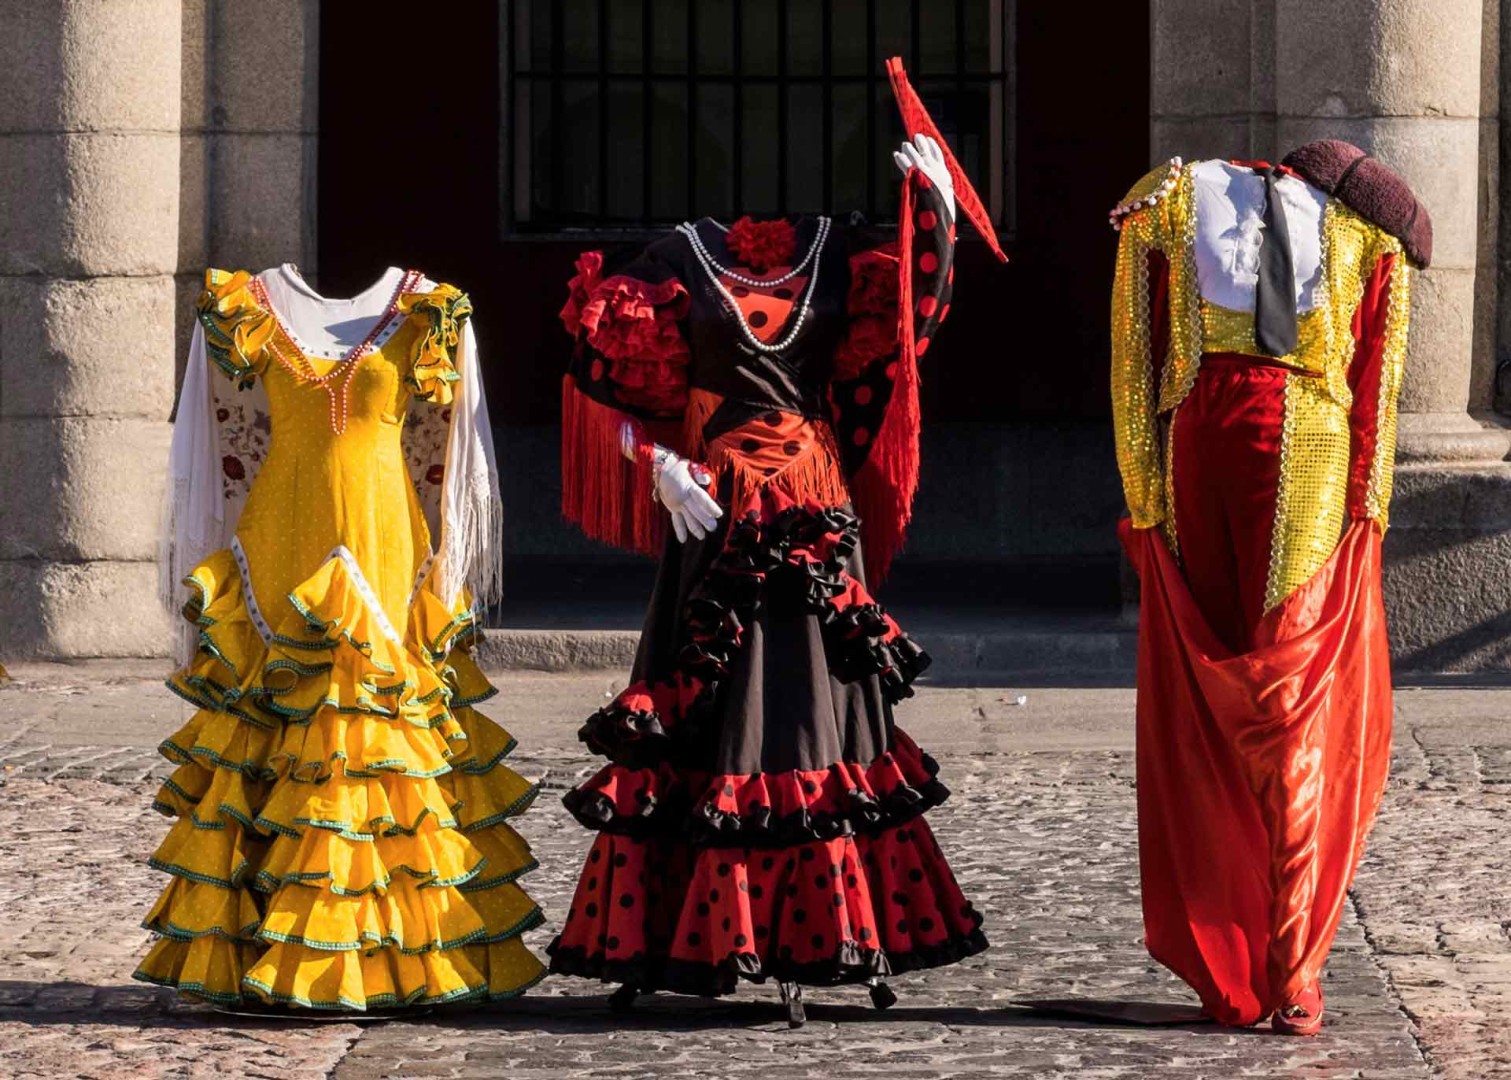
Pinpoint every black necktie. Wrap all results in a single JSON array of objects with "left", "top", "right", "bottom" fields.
[{"left": 1254, "top": 167, "right": 1298, "bottom": 357}]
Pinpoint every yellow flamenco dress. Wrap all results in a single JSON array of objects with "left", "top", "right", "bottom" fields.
[{"left": 135, "top": 265, "right": 546, "bottom": 1009}]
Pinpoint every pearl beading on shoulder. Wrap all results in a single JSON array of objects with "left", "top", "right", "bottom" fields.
[
  {"left": 1109, "top": 157, "right": 1183, "bottom": 232},
  {"left": 678, "top": 216, "right": 831, "bottom": 354}
]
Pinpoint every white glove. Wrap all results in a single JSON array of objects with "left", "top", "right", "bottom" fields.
[
  {"left": 653, "top": 446, "right": 723, "bottom": 543},
  {"left": 893, "top": 134, "right": 955, "bottom": 226}
]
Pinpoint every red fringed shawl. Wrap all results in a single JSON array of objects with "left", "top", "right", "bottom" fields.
[{"left": 849, "top": 58, "right": 1008, "bottom": 584}]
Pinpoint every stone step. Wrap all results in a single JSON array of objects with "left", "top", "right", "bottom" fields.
[{"left": 475, "top": 610, "right": 1137, "bottom": 682}]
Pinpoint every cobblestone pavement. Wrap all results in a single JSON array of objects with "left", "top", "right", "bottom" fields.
[{"left": 0, "top": 665, "right": 1506, "bottom": 1078}]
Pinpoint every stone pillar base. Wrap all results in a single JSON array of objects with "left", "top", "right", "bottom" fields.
[
  {"left": 0, "top": 559, "right": 168, "bottom": 659},
  {"left": 1385, "top": 463, "right": 1511, "bottom": 673},
  {"left": 1395, "top": 412, "right": 1511, "bottom": 464}
]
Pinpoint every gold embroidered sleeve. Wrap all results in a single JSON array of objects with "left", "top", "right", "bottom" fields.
[
  {"left": 1365, "top": 242, "right": 1411, "bottom": 529},
  {"left": 1110, "top": 206, "right": 1168, "bottom": 529}
]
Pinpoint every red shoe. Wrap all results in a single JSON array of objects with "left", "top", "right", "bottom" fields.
[{"left": 1271, "top": 983, "right": 1325, "bottom": 1036}]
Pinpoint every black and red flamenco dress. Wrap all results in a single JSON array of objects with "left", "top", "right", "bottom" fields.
[{"left": 547, "top": 173, "right": 988, "bottom": 1013}]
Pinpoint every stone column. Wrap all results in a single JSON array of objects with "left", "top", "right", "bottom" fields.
[
  {"left": 1276, "top": 0, "right": 1507, "bottom": 463},
  {"left": 1151, "top": 0, "right": 1278, "bottom": 164},
  {"left": 0, "top": 0, "right": 181, "bottom": 657},
  {"left": 203, "top": 2, "right": 319, "bottom": 277},
  {"left": 180, "top": 0, "right": 318, "bottom": 356},
  {"left": 1275, "top": 0, "right": 1511, "bottom": 670}
]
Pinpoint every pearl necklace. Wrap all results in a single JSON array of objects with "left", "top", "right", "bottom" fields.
[
  {"left": 253, "top": 268, "right": 420, "bottom": 435},
  {"left": 678, "top": 216, "right": 830, "bottom": 354},
  {"left": 682, "top": 216, "right": 826, "bottom": 287}
]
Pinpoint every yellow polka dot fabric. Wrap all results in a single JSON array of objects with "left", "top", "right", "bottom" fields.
[{"left": 135, "top": 269, "right": 545, "bottom": 1011}]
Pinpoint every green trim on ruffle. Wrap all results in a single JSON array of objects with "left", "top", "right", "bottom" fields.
[
  {"left": 269, "top": 628, "right": 347, "bottom": 653},
  {"left": 411, "top": 681, "right": 452, "bottom": 706},
  {"left": 163, "top": 677, "right": 219, "bottom": 713},
  {"left": 281, "top": 591, "right": 397, "bottom": 672},
  {"left": 132, "top": 969, "right": 250, "bottom": 1007},
  {"left": 148, "top": 855, "right": 252, "bottom": 891},
  {"left": 151, "top": 775, "right": 202, "bottom": 816},
  {"left": 239, "top": 969, "right": 548, "bottom": 1013},
  {"left": 263, "top": 693, "right": 402, "bottom": 722},
  {"left": 264, "top": 657, "right": 336, "bottom": 680},
  {"left": 160, "top": 739, "right": 278, "bottom": 782},
  {"left": 141, "top": 917, "right": 261, "bottom": 944},
  {"left": 197, "top": 307, "right": 260, "bottom": 387},
  {"left": 460, "top": 857, "right": 541, "bottom": 893},
  {"left": 449, "top": 683, "right": 500, "bottom": 710},
  {"left": 249, "top": 846, "right": 531, "bottom": 898},
  {"left": 255, "top": 904, "right": 543, "bottom": 955},
  {"left": 194, "top": 632, "right": 243, "bottom": 681},
  {"left": 454, "top": 735, "right": 519, "bottom": 775},
  {"left": 421, "top": 609, "right": 482, "bottom": 663},
  {"left": 240, "top": 978, "right": 436, "bottom": 1011},
  {"left": 166, "top": 674, "right": 284, "bottom": 731},
  {"left": 253, "top": 806, "right": 463, "bottom": 843},
  {"left": 271, "top": 751, "right": 458, "bottom": 783},
  {"left": 460, "top": 783, "right": 540, "bottom": 834}
]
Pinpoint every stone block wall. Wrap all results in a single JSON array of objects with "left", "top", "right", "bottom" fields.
[
  {"left": 0, "top": 0, "right": 180, "bottom": 657},
  {"left": 0, "top": 0, "right": 317, "bottom": 659}
]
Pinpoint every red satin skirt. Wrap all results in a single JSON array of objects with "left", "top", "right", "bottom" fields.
[{"left": 1121, "top": 356, "right": 1393, "bottom": 1026}]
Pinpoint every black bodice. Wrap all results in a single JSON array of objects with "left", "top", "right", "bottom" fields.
[{"left": 647, "top": 215, "right": 852, "bottom": 432}]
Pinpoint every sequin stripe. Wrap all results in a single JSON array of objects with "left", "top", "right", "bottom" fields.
[
  {"left": 1365, "top": 245, "right": 1411, "bottom": 527},
  {"left": 1161, "top": 410, "right": 1180, "bottom": 559},
  {"left": 1155, "top": 169, "right": 1205, "bottom": 416},
  {"left": 1200, "top": 303, "right": 1328, "bottom": 367},
  {"left": 1265, "top": 372, "right": 1352, "bottom": 611},
  {"left": 1316, "top": 203, "right": 1351, "bottom": 410},
  {"left": 1110, "top": 208, "right": 1166, "bottom": 528}
]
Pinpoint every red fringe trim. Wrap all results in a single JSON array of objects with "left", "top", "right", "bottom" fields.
[
  {"left": 850, "top": 179, "right": 922, "bottom": 587},
  {"left": 560, "top": 378, "right": 666, "bottom": 556},
  {"left": 712, "top": 429, "right": 851, "bottom": 521}
]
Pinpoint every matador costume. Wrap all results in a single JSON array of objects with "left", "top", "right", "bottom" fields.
[{"left": 1109, "top": 140, "right": 1431, "bottom": 1027}]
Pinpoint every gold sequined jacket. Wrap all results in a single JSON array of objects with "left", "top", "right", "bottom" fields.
[{"left": 1110, "top": 159, "right": 1412, "bottom": 548}]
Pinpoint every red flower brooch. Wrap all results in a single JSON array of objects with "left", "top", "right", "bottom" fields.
[{"left": 726, "top": 216, "right": 797, "bottom": 272}]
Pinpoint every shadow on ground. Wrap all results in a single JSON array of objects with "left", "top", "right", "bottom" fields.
[{"left": 0, "top": 980, "right": 1232, "bottom": 1037}]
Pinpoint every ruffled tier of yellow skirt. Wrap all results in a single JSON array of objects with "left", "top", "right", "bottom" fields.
[{"left": 135, "top": 547, "right": 546, "bottom": 1010}]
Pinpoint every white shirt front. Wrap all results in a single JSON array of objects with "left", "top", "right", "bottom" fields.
[{"left": 1191, "top": 159, "right": 1327, "bottom": 313}]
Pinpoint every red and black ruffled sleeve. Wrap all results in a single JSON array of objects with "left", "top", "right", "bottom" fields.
[
  {"left": 828, "top": 172, "right": 956, "bottom": 584},
  {"left": 560, "top": 244, "right": 692, "bottom": 555}
]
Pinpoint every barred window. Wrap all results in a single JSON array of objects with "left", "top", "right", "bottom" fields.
[{"left": 504, "top": 0, "right": 1015, "bottom": 233}]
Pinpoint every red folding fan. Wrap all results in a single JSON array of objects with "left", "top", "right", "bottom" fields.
[{"left": 886, "top": 56, "right": 1008, "bottom": 262}]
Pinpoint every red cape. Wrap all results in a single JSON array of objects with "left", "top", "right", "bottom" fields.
[{"left": 1121, "top": 518, "right": 1393, "bottom": 1025}]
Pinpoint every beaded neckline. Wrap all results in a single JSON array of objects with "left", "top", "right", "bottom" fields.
[
  {"left": 678, "top": 215, "right": 831, "bottom": 355},
  {"left": 249, "top": 267, "right": 422, "bottom": 435}
]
